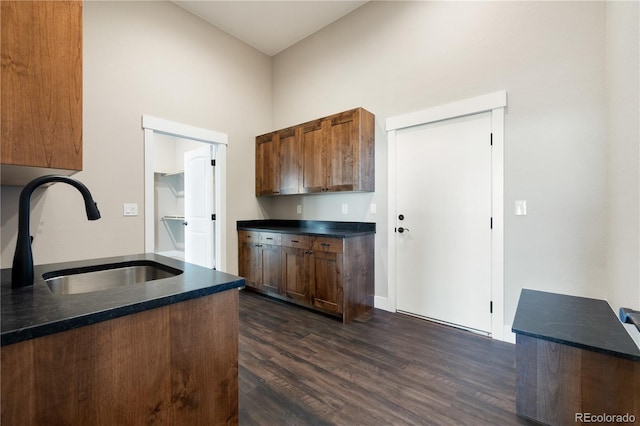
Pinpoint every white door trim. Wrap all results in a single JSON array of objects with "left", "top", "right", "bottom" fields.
[
  {"left": 142, "top": 115, "right": 228, "bottom": 271},
  {"left": 385, "top": 91, "right": 507, "bottom": 341}
]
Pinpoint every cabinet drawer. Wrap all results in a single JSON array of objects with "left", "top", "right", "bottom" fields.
[
  {"left": 282, "top": 234, "right": 311, "bottom": 249},
  {"left": 259, "top": 232, "right": 281, "bottom": 245},
  {"left": 239, "top": 231, "right": 260, "bottom": 243},
  {"left": 312, "top": 237, "right": 343, "bottom": 253}
]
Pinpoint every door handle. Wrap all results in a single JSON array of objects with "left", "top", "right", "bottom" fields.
[
  {"left": 397, "top": 227, "right": 409, "bottom": 233},
  {"left": 182, "top": 221, "right": 188, "bottom": 226}
]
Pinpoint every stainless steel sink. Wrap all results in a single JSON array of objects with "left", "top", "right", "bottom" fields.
[{"left": 43, "top": 260, "right": 183, "bottom": 295}]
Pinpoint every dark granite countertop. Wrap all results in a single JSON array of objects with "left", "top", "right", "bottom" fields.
[
  {"left": 512, "top": 289, "right": 640, "bottom": 361},
  {"left": 237, "top": 219, "right": 375, "bottom": 237},
  {"left": 1, "top": 253, "right": 245, "bottom": 346}
]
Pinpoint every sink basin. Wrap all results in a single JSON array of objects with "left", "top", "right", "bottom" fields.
[{"left": 43, "top": 260, "right": 183, "bottom": 295}]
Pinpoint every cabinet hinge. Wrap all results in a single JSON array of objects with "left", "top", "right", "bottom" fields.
[
  {"left": 211, "top": 159, "right": 216, "bottom": 166},
  {"left": 211, "top": 214, "right": 216, "bottom": 221},
  {"left": 490, "top": 217, "right": 493, "bottom": 229},
  {"left": 490, "top": 133, "right": 493, "bottom": 146},
  {"left": 490, "top": 301, "right": 493, "bottom": 313}
]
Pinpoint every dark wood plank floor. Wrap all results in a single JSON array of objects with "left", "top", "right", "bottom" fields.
[{"left": 238, "top": 290, "right": 537, "bottom": 426}]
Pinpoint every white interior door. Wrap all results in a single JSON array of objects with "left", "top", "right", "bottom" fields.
[
  {"left": 184, "top": 145, "right": 215, "bottom": 268},
  {"left": 396, "top": 112, "right": 492, "bottom": 334}
]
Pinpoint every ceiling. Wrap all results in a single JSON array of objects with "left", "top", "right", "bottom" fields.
[{"left": 172, "top": 1, "right": 368, "bottom": 56}]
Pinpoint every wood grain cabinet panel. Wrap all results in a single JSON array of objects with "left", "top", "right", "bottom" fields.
[
  {"left": 256, "top": 108, "right": 374, "bottom": 196},
  {"left": 311, "top": 248, "right": 343, "bottom": 315},
  {"left": 255, "top": 133, "right": 279, "bottom": 195},
  {"left": 1, "top": 0, "right": 83, "bottom": 185},
  {"left": 238, "top": 231, "right": 261, "bottom": 288},
  {"left": 238, "top": 231, "right": 374, "bottom": 323},
  {"left": 238, "top": 230, "right": 282, "bottom": 294},
  {"left": 1, "top": 291, "right": 239, "bottom": 425},
  {"left": 301, "top": 119, "right": 328, "bottom": 193},
  {"left": 278, "top": 127, "right": 303, "bottom": 194}
]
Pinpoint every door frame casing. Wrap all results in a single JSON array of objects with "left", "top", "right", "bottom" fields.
[
  {"left": 142, "top": 115, "right": 228, "bottom": 271},
  {"left": 385, "top": 91, "right": 507, "bottom": 341}
]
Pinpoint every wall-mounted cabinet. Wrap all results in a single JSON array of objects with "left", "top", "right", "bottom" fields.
[
  {"left": 256, "top": 107, "right": 374, "bottom": 196},
  {"left": 1, "top": 0, "right": 83, "bottom": 186}
]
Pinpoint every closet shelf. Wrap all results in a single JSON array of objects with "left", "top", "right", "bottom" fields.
[
  {"left": 163, "top": 215, "right": 185, "bottom": 220},
  {"left": 156, "top": 170, "right": 184, "bottom": 177}
]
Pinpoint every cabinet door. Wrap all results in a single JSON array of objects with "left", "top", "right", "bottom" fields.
[
  {"left": 282, "top": 246, "right": 312, "bottom": 304},
  {"left": 312, "top": 249, "right": 343, "bottom": 315},
  {"left": 256, "top": 133, "right": 279, "bottom": 196},
  {"left": 327, "top": 110, "right": 359, "bottom": 191},
  {"left": 278, "top": 127, "right": 302, "bottom": 194},
  {"left": 238, "top": 234, "right": 261, "bottom": 289},
  {"left": 260, "top": 243, "right": 282, "bottom": 294},
  {"left": 1, "top": 0, "right": 83, "bottom": 184},
  {"left": 301, "top": 120, "right": 328, "bottom": 193}
]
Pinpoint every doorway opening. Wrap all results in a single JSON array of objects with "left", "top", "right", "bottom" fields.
[
  {"left": 142, "top": 115, "right": 227, "bottom": 270},
  {"left": 386, "top": 91, "right": 507, "bottom": 340}
]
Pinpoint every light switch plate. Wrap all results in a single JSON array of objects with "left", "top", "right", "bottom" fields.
[
  {"left": 124, "top": 203, "right": 138, "bottom": 216},
  {"left": 515, "top": 200, "right": 527, "bottom": 216}
]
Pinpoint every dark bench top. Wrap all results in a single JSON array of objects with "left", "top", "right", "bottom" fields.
[
  {"left": 512, "top": 289, "right": 640, "bottom": 361},
  {"left": 237, "top": 220, "right": 375, "bottom": 238}
]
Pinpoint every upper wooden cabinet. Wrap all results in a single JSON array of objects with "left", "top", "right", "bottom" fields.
[
  {"left": 1, "top": 0, "right": 83, "bottom": 186},
  {"left": 255, "top": 127, "right": 303, "bottom": 196},
  {"left": 256, "top": 107, "right": 374, "bottom": 196}
]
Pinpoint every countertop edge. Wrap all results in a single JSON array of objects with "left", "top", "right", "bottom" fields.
[
  {"left": 511, "top": 328, "right": 640, "bottom": 362},
  {"left": 237, "top": 219, "right": 376, "bottom": 237},
  {"left": 1, "top": 279, "right": 244, "bottom": 346}
]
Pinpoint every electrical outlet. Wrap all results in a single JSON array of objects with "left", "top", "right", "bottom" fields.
[
  {"left": 341, "top": 204, "right": 348, "bottom": 214},
  {"left": 296, "top": 205, "right": 302, "bottom": 214},
  {"left": 123, "top": 203, "right": 138, "bottom": 216},
  {"left": 369, "top": 203, "right": 377, "bottom": 214}
]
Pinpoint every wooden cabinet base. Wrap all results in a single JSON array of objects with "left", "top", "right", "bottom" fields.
[
  {"left": 1, "top": 290, "right": 239, "bottom": 426},
  {"left": 515, "top": 334, "right": 640, "bottom": 425},
  {"left": 240, "top": 232, "right": 374, "bottom": 324}
]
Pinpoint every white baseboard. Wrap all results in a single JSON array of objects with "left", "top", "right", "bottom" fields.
[
  {"left": 501, "top": 326, "right": 516, "bottom": 344},
  {"left": 374, "top": 296, "right": 394, "bottom": 313},
  {"left": 374, "top": 296, "right": 517, "bottom": 344}
]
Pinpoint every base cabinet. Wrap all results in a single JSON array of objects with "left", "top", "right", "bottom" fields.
[
  {"left": 238, "top": 231, "right": 282, "bottom": 294},
  {"left": 238, "top": 230, "right": 373, "bottom": 323},
  {"left": 281, "top": 234, "right": 313, "bottom": 304},
  {"left": 1, "top": 290, "right": 239, "bottom": 425}
]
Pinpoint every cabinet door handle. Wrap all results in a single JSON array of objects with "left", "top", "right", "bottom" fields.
[
  {"left": 321, "top": 243, "right": 330, "bottom": 247},
  {"left": 266, "top": 237, "right": 273, "bottom": 240},
  {"left": 291, "top": 240, "right": 299, "bottom": 243}
]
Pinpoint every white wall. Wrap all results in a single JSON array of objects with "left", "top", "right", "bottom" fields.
[
  {"left": 606, "top": 1, "right": 640, "bottom": 312},
  {"left": 268, "top": 1, "right": 610, "bottom": 327},
  {"left": 0, "top": 1, "right": 271, "bottom": 274}
]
